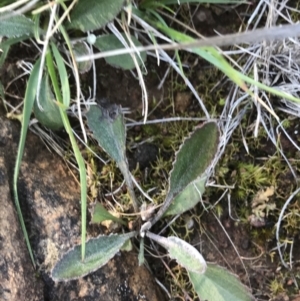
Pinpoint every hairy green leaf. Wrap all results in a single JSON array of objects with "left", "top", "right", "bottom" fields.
[
  {"left": 33, "top": 75, "right": 64, "bottom": 130},
  {"left": 189, "top": 263, "right": 254, "bottom": 301},
  {"left": 164, "top": 176, "right": 206, "bottom": 216},
  {"left": 0, "top": 13, "right": 35, "bottom": 37},
  {"left": 146, "top": 232, "right": 206, "bottom": 274},
  {"left": 143, "top": 121, "right": 219, "bottom": 229},
  {"left": 86, "top": 104, "right": 126, "bottom": 163},
  {"left": 94, "top": 34, "right": 147, "bottom": 70},
  {"left": 52, "top": 232, "right": 136, "bottom": 281},
  {"left": 86, "top": 104, "right": 139, "bottom": 211},
  {"left": 168, "top": 121, "right": 219, "bottom": 199},
  {"left": 68, "top": 0, "right": 125, "bottom": 32},
  {"left": 91, "top": 202, "right": 127, "bottom": 226}
]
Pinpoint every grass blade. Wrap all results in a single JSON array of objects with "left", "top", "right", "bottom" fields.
[
  {"left": 50, "top": 42, "right": 70, "bottom": 108},
  {"left": 13, "top": 58, "right": 41, "bottom": 268},
  {"left": 46, "top": 48, "right": 87, "bottom": 261}
]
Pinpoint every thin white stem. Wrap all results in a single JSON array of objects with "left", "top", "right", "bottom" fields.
[
  {"left": 36, "top": 3, "right": 57, "bottom": 110},
  {"left": 76, "top": 23, "right": 300, "bottom": 62},
  {"left": 276, "top": 187, "right": 300, "bottom": 269}
]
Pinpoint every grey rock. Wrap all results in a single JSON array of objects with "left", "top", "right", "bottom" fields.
[
  {"left": 0, "top": 115, "right": 165, "bottom": 301},
  {"left": 0, "top": 118, "right": 44, "bottom": 301}
]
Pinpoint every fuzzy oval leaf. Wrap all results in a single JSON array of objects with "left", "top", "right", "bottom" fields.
[
  {"left": 86, "top": 104, "right": 126, "bottom": 163},
  {"left": 146, "top": 232, "right": 206, "bottom": 274},
  {"left": 140, "top": 122, "right": 219, "bottom": 231},
  {"left": 168, "top": 121, "right": 219, "bottom": 201},
  {"left": 0, "top": 13, "right": 34, "bottom": 37},
  {"left": 94, "top": 34, "right": 147, "bottom": 70},
  {"left": 189, "top": 263, "right": 254, "bottom": 301},
  {"left": 164, "top": 176, "right": 206, "bottom": 216},
  {"left": 33, "top": 75, "right": 64, "bottom": 130},
  {"left": 91, "top": 202, "right": 126, "bottom": 226},
  {"left": 86, "top": 104, "right": 139, "bottom": 210},
  {"left": 52, "top": 232, "right": 136, "bottom": 281},
  {"left": 68, "top": 0, "right": 125, "bottom": 32}
]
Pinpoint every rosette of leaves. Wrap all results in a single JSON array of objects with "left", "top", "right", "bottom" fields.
[{"left": 52, "top": 112, "right": 254, "bottom": 300}]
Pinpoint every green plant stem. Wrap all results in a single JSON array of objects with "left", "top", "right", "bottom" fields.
[{"left": 119, "top": 161, "right": 139, "bottom": 212}]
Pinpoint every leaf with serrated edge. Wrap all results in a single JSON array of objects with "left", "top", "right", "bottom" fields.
[
  {"left": 94, "top": 34, "right": 147, "bottom": 70},
  {"left": 189, "top": 263, "right": 254, "bottom": 301},
  {"left": 68, "top": 0, "right": 125, "bottom": 32},
  {"left": 146, "top": 232, "right": 206, "bottom": 274},
  {"left": 52, "top": 232, "right": 136, "bottom": 281},
  {"left": 169, "top": 121, "right": 219, "bottom": 199},
  {"left": 145, "top": 121, "right": 219, "bottom": 229}
]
